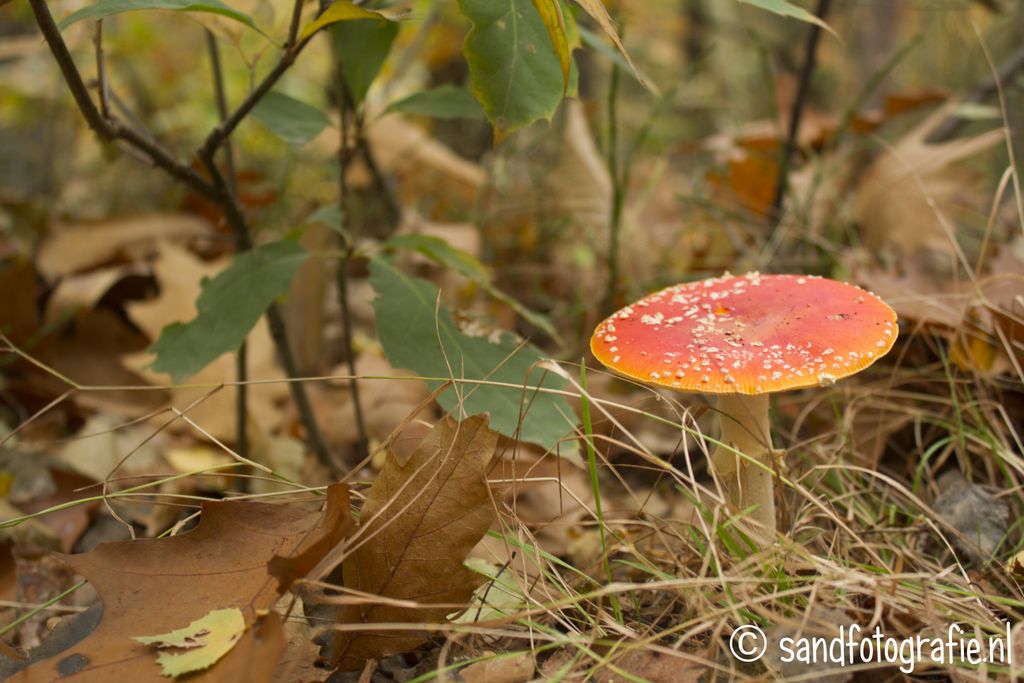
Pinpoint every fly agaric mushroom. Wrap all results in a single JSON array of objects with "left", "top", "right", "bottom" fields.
[{"left": 590, "top": 272, "right": 897, "bottom": 539}]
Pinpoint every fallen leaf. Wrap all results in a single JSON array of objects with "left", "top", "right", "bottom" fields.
[
  {"left": 322, "top": 415, "right": 501, "bottom": 670},
  {"left": 853, "top": 102, "right": 1003, "bottom": 254},
  {"left": 0, "top": 259, "right": 39, "bottom": 346},
  {"left": 457, "top": 651, "right": 535, "bottom": 683},
  {"left": 133, "top": 608, "right": 246, "bottom": 677},
  {"left": 356, "top": 114, "right": 486, "bottom": 212},
  {"left": 13, "top": 484, "right": 351, "bottom": 681},
  {"left": 707, "top": 152, "right": 779, "bottom": 218},
  {"left": 55, "top": 414, "right": 165, "bottom": 483},
  {"left": 44, "top": 264, "right": 150, "bottom": 325},
  {"left": 30, "top": 308, "right": 165, "bottom": 417},
  {"left": 36, "top": 214, "right": 212, "bottom": 282}
]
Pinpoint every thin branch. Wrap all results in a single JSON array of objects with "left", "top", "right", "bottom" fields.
[
  {"left": 334, "top": 59, "right": 370, "bottom": 462},
  {"left": 28, "top": 0, "right": 217, "bottom": 201},
  {"left": 768, "top": 0, "right": 831, "bottom": 225},
  {"left": 206, "top": 30, "right": 247, "bottom": 461},
  {"left": 198, "top": 0, "right": 311, "bottom": 167},
  {"left": 30, "top": 0, "right": 337, "bottom": 471},
  {"left": 93, "top": 20, "right": 110, "bottom": 118},
  {"left": 601, "top": 23, "right": 625, "bottom": 316}
]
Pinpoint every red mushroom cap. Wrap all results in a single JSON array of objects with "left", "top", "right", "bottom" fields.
[{"left": 591, "top": 272, "right": 898, "bottom": 395}]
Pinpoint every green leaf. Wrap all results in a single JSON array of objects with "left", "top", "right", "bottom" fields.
[
  {"left": 149, "top": 240, "right": 309, "bottom": 383},
  {"left": 297, "top": 0, "right": 390, "bottom": 42},
  {"left": 251, "top": 91, "right": 331, "bottom": 145},
  {"left": 59, "top": 0, "right": 258, "bottom": 33},
  {"left": 134, "top": 608, "right": 245, "bottom": 677},
  {"left": 457, "top": 0, "right": 576, "bottom": 137},
  {"left": 385, "top": 234, "right": 559, "bottom": 342},
  {"left": 369, "top": 257, "right": 575, "bottom": 450},
  {"left": 531, "top": 0, "right": 571, "bottom": 91},
  {"left": 306, "top": 204, "right": 353, "bottom": 246},
  {"left": 332, "top": 19, "right": 399, "bottom": 108},
  {"left": 383, "top": 85, "right": 486, "bottom": 120},
  {"left": 386, "top": 234, "right": 490, "bottom": 282},
  {"left": 737, "top": 0, "right": 835, "bottom": 35}
]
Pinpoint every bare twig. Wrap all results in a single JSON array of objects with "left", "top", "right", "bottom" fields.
[
  {"left": 198, "top": 0, "right": 310, "bottom": 168},
  {"left": 206, "top": 30, "right": 247, "bottom": 460},
  {"left": 601, "top": 22, "right": 625, "bottom": 316},
  {"left": 28, "top": 0, "right": 217, "bottom": 200},
  {"left": 93, "top": 20, "right": 110, "bottom": 118},
  {"left": 333, "top": 60, "right": 370, "bottom": 462},
  {"left": 30, "top": 0, "right": 337, "bottom": 470},
  {"left": 768, "top": 0, "right": 831, "bottom": 225}
]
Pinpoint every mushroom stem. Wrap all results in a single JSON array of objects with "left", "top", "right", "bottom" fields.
[{"left": 710, "top": 393, "right": 776, "bottom": 539}]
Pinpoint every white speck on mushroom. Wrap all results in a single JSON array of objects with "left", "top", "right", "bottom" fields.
[
  {"left": 640, "top": 313, "right": 664, "bottom": 325},
  {"left": 817, "top": 373, "right": 836, "bottom": 386}
]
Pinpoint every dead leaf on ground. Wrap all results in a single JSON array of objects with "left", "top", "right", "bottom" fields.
[
  {"left": 853, "top": 102, "right": 1003, "bottom": 255},
  {"left": 316, "top": 114, "right": 485, "bottom": 216},
  {"left": 539, "top": 647, "right": 706, "bottom": 682},
  {"left": 44, "top": 263, "right": 150, "bottom": 325},
  {"left": 707, "top": 152, "right": 779, "bottom": 219},
  {"left": 10, "top": 484, "right": 351, "bottom": 681},
  {"left": 36, "top": 214, "right": 212, "bottom": 282},
  {"left": 0, "top": 259, "right": 39, "bottom": 346},
  {"left": 7, "top": 306, "right": 166, "bottom": 419},
  {"left": 453, "top": 651, "right": 535, "bottom": 683},
  {"left": 317, "top": 415, "right": 501, "bottom": 670}
]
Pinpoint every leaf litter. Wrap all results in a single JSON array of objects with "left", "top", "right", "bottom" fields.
[{"left": 5, "top": 484, "right": 351, "bottom": 681}]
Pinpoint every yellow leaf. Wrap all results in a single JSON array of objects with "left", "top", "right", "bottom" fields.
[
  {"left": 134, "top": 608, "right": 245, "bottom": 677},
  {"left": 572, "top": 0, "right": 651, "bottom": 91},
  {"left": 297, "top": 1, "right": 389, "bottom": 42},
  {"left": 531, "top": 0, "right": 571, "bottom": 91}
]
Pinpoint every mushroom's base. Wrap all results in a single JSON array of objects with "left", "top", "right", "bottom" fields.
[{"left": 710, "top": 393, "right": 777, "bottom": 540}]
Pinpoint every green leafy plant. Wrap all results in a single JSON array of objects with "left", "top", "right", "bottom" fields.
[{"left": 369, "top": 258, "right": 574, "bottom": 450}]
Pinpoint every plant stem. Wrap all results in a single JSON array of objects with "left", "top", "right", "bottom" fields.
[
  {"left": 768, "top": 0, "right": 831, "bottom": 225},
  {"left": 206, "top": 30, "right": 248, "bottom": 460},
  {"left": 28, "top": 0, "right": 216, "bottom": 198},
  {"left": 93, "top": 20, "right": 110, "bottom": 118},
  {"left": 579, "top": 363, "right": 623, "bottom": 623},
  {"left": 333, "top": 54, "right": 370, "bottom": 462},
  {"left": 601, "top": 30, "right": 624, "bottom": 316},
  {"left": 710, "top": 393, "right": 776, "bottom": 540}
]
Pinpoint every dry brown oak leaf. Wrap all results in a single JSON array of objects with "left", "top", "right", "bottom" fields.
[
  {"left": 14, "top": 484, "right": 352, "bottom": 682},
  {"left": 324, "top": 415, "right": 500, "bottom": 670}
]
